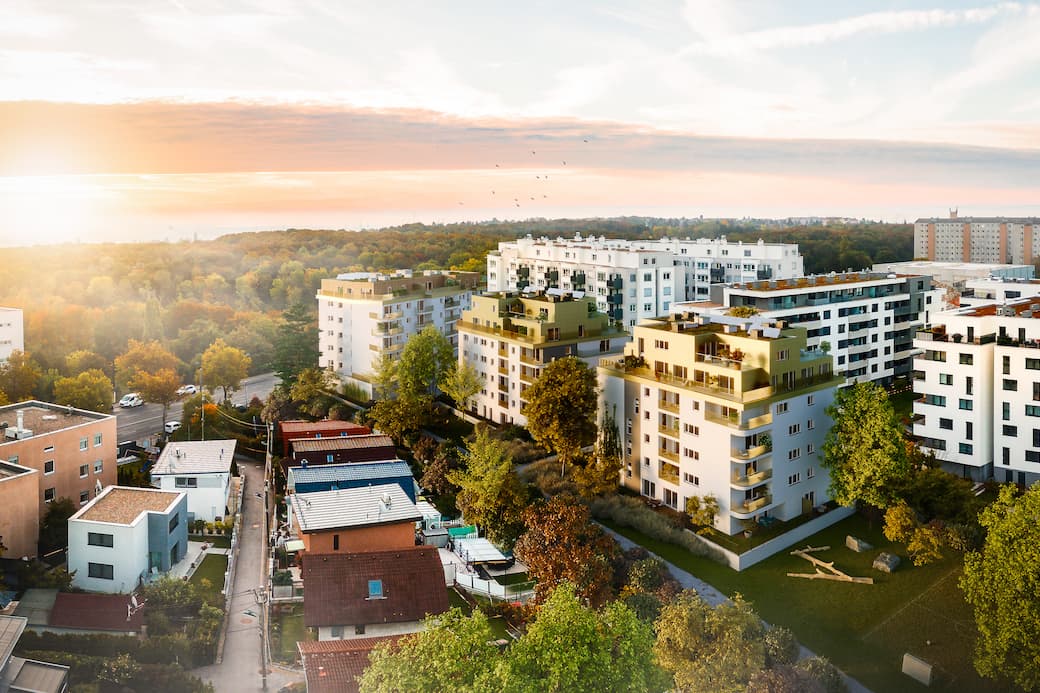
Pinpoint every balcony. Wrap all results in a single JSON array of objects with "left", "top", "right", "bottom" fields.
[
  {"left": 659, "top": 463, "right": 680, "bottom": 486},
  {"left": 705, "top": 409, "right": 773, "bottom": 431},
  {"left": 730, "top": 494, "right": 774, "bottom": 519},
  {"left": 520, "top": 352, "right": 542, "bottom": 366},
  {"left": 658, "top": 448, "right": 680, "bottom": 463},
  {"left": 375, "top": 311, "right": 404, "bottom": 322},
  {"left": 658, "top": 423, "right": 680, "bottom": 438},
  {"left": 695, "top": 352, "right": 750, "bottom": 371},
  {"left": 498, "top": 365, "right": 509, "bottom": 375},
  {"left": 658, "top": 399, "right": 680, "bottom": 413},
  {"left": 731, "top": 442, "right": 771, "bottom": 460},
  {"left": 372, "top": 325, "right": 403, "bottom": 337},
  {"left": 519, "top": 368, "right": 537, "bottom": 384},
  {"left": 731, "top": 468, "right": 772, "bottom": 488}
]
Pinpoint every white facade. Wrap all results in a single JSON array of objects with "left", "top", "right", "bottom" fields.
[
  {"left": 914, "top": 215, "right": 1040, "bottom": 264},
  {"left": 150, "top": 440, "right": 234, "bottom": 522},
  {"left": 0, "top": 306, "right": 23, "bottom": 363},
  {"left": 694, "top": 272, "right": 943, "bottom": 384},
  {"left": 487, "top": 234, "right": 803, "bottom": 328},
  {"left": 873, "top": 261, "right": 1034, "bottom": 291},
  {"left": 316, "top": 270, "right": 478, "bottom": 397},
  {"left": 914, "top": 299, "right": 1040, "bottom": 484},
  {"left": 961, "top": 278, "right": 1040, "bottom": 307}
]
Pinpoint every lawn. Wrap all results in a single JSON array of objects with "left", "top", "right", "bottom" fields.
[
  {"left": 448, "top": 588, "right": 513, "bottom": 641},
  {"left": 603, "top": 514, "right": 1010, "bottom": 693},
  {"left": 272, "top": 606, "right": 314, "bottom": 663},
  {"left": 189, "top": 553, "right": 229, "bottom": 597}
]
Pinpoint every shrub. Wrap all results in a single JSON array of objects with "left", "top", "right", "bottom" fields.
[
  {"left": 589, "top": 495, "right": 725, "bottom": 564},
  {"left": 623, "top": 592, "right": 663, "bottom": 623},
  {"left": 764, "top": 625, "right": 801, "bottom": 667},
  {"left": 797, "top": 656, "right": 848, "bottom": 693}
]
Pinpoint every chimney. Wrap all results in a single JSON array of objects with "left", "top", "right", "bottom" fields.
[{"left": 16, "top": 409, "right": 23, "bottom": 431}]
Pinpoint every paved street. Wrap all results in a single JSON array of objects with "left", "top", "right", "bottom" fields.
[{"left": 194, "top": 459, "right": 302, "bottom": 693}]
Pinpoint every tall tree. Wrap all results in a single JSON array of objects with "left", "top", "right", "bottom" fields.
[
  {"left": 0, "top": 350, "right": 42, "bottom": 402},
  {"left": 366, "top": 392, "right": 431, "bottom": 446},
  {"left": 271, "top": 303, "right": 318, "bottom": 387},
  {"left": 53, "top": 369, "right": 113, "bottom": 412},
  {"left": 65, "top": 349, "right": 109, "bottom": 377},
  {"left": 961, "top": 483, "right": 1040, "bottom": 691},
  {"left": 821, "top": 380, "right": 909, "bottom": 509},
  {"left": 522, "top": 357, "right": 598, "bottom": 476},
  {"left": 114, "top": 340, "right": 180, "bottom": 392},
  {"left": 288, "top": 367, "right": 338, "bottom": 417},
  {"left": 131, "top": 367, "right": 182, "bottom": 430},
  {"left": 514, "top": 496, "right": 620, "bottom": 607},
  {"left": 397, "top": 325, "right": 453, "bottom": 397},
  {"left": 440, "top": 361, "right": 483, "bottom": 411},
  {"left": 449, "top": 426, "right": 529, "bottom": 549},
  {"left": 39, "top": 497, "right": 77, "bottom": 554},
  {"left": 200, "top": 338, "right": 251, "bottom": 403}
]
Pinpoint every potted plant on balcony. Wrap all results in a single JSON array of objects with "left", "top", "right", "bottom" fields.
[{"left": 757, "top": 433, "right": 771, "bottom": 450}]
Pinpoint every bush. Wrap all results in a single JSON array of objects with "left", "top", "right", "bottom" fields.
[
  {"left": 764, "top": 625, "right": 801, "bottom": 667},
  {"left": 797, "top": 656, "right": 848, "bottom": 693},
  {"left": 623, "top": 592, "right": 663, "bottom": 623},
  {"left": 589, "top": 495, "right": 725, "bottom": 565}
]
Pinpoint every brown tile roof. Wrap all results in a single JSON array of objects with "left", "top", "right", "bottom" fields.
[
  {"left": 291, "top": 435, "right": 395, "bottom": 453},
  {"left": 302, "top": 548, "right": 448, "bottom": 629},
  {"left": 298, "top": 637, "right": 402, "bottom": 693},
  {"left": 280, "top": 420, "right": 371, "bottom": 435},
  {"left": 48, "top": 593, "right": 144, "bottom": 632}
]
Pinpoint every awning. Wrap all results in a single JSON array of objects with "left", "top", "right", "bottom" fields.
[
  {"left": 448, "top": 525, "right": 477, "bottom": 538},
  {"left": 455, "top": 537, "right": 510, "bottom": 565},
  {"left": 284, "top": 539, "right": 306, "bottom": 553}
]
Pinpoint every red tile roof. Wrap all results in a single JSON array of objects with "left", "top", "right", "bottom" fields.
[
  {"left": 280, "top": 420, "right": 372, "bottom": 435},
  {"left": 298, "top": 637, "right": 402, "bottom": 693},
  {"left": 302, "top": 548, "right": 448, "bottom": 629},
  {"left": 48, "top": 593, "right": 144, "bottom": 632},
  {"left": 291, "top": 435, "right": 395, "bottom": 453}
]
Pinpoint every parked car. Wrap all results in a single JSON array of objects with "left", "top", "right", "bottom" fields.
[
  {"left": 119, "top": 393, "right": 144, "bottom": 408},
  {"left": 164, "top": 421, "right": 182, "bottom": 434},
  {"left": 176, "top": 384, "right": 198, "bottom": 396}
]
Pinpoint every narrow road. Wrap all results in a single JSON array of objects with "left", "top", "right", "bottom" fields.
[{"left": 194, "top": 459, "right": 301, "bottom": 692}]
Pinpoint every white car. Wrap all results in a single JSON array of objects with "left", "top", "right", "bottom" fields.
[
  {"left": 176, "top": 384, "right": 198, "bottom": 396},
  {"left": 164, "top": 421, "right": 182, "bottom": 434},
  {"left": 119, "top": 393, "right": 144, "bottom": 408}
]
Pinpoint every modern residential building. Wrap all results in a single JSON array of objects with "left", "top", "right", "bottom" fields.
[
  {"left": 458, "top": 289, "right": 628, "bottom": 425},
  {"left": 486, "top": 234, "right": 804, "bottom": 328},
  {"left": 687, "top": 271, "right": 943, "bottom": 384},
  {"left": 599, "top": 312, "right": 842, "bottom": 536},
  {"left": 914, "top": 212, "right": 1040, "bottom": 264},
  {"left": 0, "top": 461, "right": 39, "bottom": 560},
  {"left": 288, "top": 484, "right": 420, "bottom": 555},
  {"left": 873, "top": 260, "right": 1034, "bottom": 293},
  {"left": 0, "top": 402, "right": 117, "bottom": 520},
  {"left": 302, "top": 547, "right": 448, "bottom": 641},
  {"left": 287, "top": 434, "right": 397, "bottom": 470},
  {"left": 67, "top": 486, "right": 188, "bottom": 593},
  {"left": 149, "top": 440, "right": 236, "bottom": 522},
  {"left": 960, "top": 277, "right": 1040, "bottom": 307},
  {"left": 316, "top": 270, "right": 480, "bottom": 398},
  {"left": 914, "top": 297, "right": 1040, "bottom": 485},
  {"left": 288, "top": 460, "right": 417, "bottom": 502},
  {"left": 0, "top": 307, "right": 23, "bottom": 364},
  {"left": 278, "top": 419, "right": 372, "bottom": 459},
  {"left": 0, "top": 614, "right": 70, "bottom": 693}
]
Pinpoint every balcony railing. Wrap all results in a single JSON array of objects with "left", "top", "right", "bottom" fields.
[
  {"left": 658, "top": 448, "right": 680, "bottom": 463},
  {"left": 658, "top": 399, "right": 680, "bottom": 413},
  {"left": 731, "top": 469, "right": 772, "bottom": 487},
  {"left": 372, "top": 326, "right": 403, "bottom": 337},
  {"left": 705, "top": 410, "right": 773, "bottom": 431},
  {"left": 659, "top": 465, "right": 680, "bottom": 486},
  {"left": 658, "top": 423, "right": 680, "bottom": 437},
  {"left": 731, "top": 442, "right": 771, "bottom": 460},
  {"left": 730, "top": 494, "right": 773, "bottom": 518}
]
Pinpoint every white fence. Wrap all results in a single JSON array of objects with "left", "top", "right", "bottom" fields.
[{"left": 445, "top": 564, "right": 536, "bottom": 603}]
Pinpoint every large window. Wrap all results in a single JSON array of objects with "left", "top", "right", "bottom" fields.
[
  {"left": 88, "top": 563, "right": 114, "bottom": 580},
  {"left": 958, "top": 399, "right": 973, "bottom": 411},
  {"left": 44, "top": 460, "right": 54, "bottom": 474},
  {"left": 88, "top": 532, "right": 114, "bottom": 547},
  {"left": 175, "top": 477, "right": 198, "bottom": 488},
  {"left": 169, "top": 514, "right": 179, "bottom": 533}
]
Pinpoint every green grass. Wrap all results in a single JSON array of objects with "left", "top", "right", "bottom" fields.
[
  {"left": 190, "top": 534, "right": 231, "bottom": 548},
  {"left": 189, "top": 553, "right": 228, "bottom": 598},
  {"left": 493, "top": 572, "right": 530, "bottom": 586},
  {"left": 603, "top": 513, "right": 1008, "bottom": 693},
  {"left": 448, "top": 588, "right": 513, "bottom": 641},
  {"left": 273, "top": 607, "right": 314, "bottom": 662}
]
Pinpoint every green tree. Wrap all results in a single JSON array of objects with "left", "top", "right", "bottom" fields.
[
  {"left": 514, "top": 496, "right": 620, "bottom": 607},
  {"left": 65, "top": 349, "right": 109, "bottom": 376},
  {"left": 449, "top": 426, "right": 529, "bottom": 549},
  {"left": 883, "top": 501, "right": 918, "bottom": 544},
  {"left": 200, "top": 338, "right": 251, "bottom": 403},
  {"left": 131, "top": 367, "right": 182, "bottom": 431},
  {"left": 440, "top": 361, "right": 482, "bottom": 411},
  {"left": 114, "top": 339, "right": 181, "bottom": 392},
  {"left": 686, "top": 494, "right": 720, "bottom": 527},
  {"left": 367, "top": 392, "right": 431, "bottom": 446},
  {"left": 271, "top": 304, "right": 318, "bottom": 387},
  {"left": 39, "top": 497, "right": 77, "bottom": 554},
  {"left": 397, "top": 325, "right": 453, "bottom": 397},
  {"left": 906, "top": 522, "right": 945, "bottom": 566},
  {"left": 370, "top": 353, "right": 397, "bottom": 400},
  {"left": 821, "top": 381, "right": 909, "bottom": 509},
  {"left": 288, "top": 367, "right": 339, "bottom": 417},
  {"left": 961, "top": 483, "right": 1040, "bottom": 690},
  {"left": 0, "top": 350, "right": 42, "bottom": 402},
  {"left": 522, "top": 357, "right": 598, "bottom": 477},
  {"left": 53, "top": 369, "right": 113, "bottom": 412}
]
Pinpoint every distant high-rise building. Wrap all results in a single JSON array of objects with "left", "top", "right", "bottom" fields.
[
  {"left": 486, "top": 234, "right": 804, "bottom": 329},
  {"left": 0, "top": 306, "right": 23, "bottom": 363},
  {"left": 914, "top": 212, "right": 1040, "bottom": 264}
]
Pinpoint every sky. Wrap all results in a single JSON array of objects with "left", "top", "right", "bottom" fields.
[{"left": 1, "top": 0, "right": 1039, "bottom": 246}]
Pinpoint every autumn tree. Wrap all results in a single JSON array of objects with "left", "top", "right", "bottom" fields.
[
  {"left": 522, "top": 356, "right": 598, "bottom": 476},
  {"left": 200, "top": 338, "right": 251, "bottom": 403},
  {"left": 288, "top": 367, "right": 338, "bottom": 417},
  {"left": 449, "top": 426, "right": 529, "bottom": 549},
  {"left": 961, "top": 483, "right": 1040, "bottom": 691},
  {"left": 366, "top": 393, "right": 431, "bottom": 446},
  {"left": 0, "top": 350, "right": 42, "bottom": 402},
  {"left": 514, "top": 496, "right": 620, "bottom": 607},
  {"left": 440, "top": 361, "right": 482, "bottom": 411},
  {"left": 65, "top": 349, "right": 109, "bottom": 376},
  {"left": 271, "top": 303, "right": 318, "bottom": 387},
  {"left": 396, "top": 325, "right": 453, "bottom": 397},
  {"left": 53, "top": 369, "right": 113, "bottom": 412},
  {"left": 132, "top": 368, "right": 182, "bottom": 429},
  {"left": 115, "top": 340, "right": 180, "bottom": 392},
  {"left": 821, "top": 380, "right": 909, "bottom": 509}
]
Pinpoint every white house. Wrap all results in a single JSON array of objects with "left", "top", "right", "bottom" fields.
[
  {"left": 150, "top": 439, "right": 235, "bottom": 522},
  {"left": 68, "top": 486, "right": 188, "bottom": 593}
]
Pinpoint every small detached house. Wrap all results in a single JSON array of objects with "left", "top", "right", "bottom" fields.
[
  {"left": 287, "top": 460, "right": 417, "bottom": 502},
  {"left": 279, "top": 419, "right": 372, "bottom": 459},
  {"left": 302, "top": 547, "right": 448, "bottom": 640},
  {"left": 67, "top": 486, "right": 187, "bottom": 594},
  {"left": 288, "top": 435, "right": 396, "bottom": 469},
  {"left": 150, "top": 439, "right": 235, "bottom": 522},
  {"left": 288, "top": 484, "right": 420, "bottom": 554}
]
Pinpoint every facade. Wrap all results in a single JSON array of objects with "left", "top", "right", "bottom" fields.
[
  {"left": 694, "top": 271, "right": 942, "bottom": 384},
  {"left": 0, "top": 461, "right": 39, "bottom": 560},
  {"left": 288, "top": 484, "right": 419, "bottom": 555},
  {"left": 914, "top": 213, "right": 1040, "bottom": 264},
  {"left": 0, "top": 402, "right": 117, "bottom": 519},
  {"left": 302, "top": 547, "right": 448, "bottom": 641},
  {"left": 150, "top": 440, "right": 235, "bottom": 522},
  {"left": 914, "top": 298, "right": 1040, "bottom": 485},
  {"left": 316, "top": 270, "right": 480, "bottom": 397},
  {"left": 288, "top": 460, "right": 417, "bottom": 502},
  {"left": 278, "top": 420, "right": 371, "bottom": 459},
  {"left": 67, "top": 486, "right": 188, "bottom": 593},
  {"left": 288, "top": 435, "right": 397, "bottom": 469},
  {"left": 0, "top": 615, "right": 70, "bottom": 693},
  {"left": 458, "top": 290, "right": 628, "bottom": 425},
  {"left": 599, "top": 313, "right": 841, "bottom": 535},
  {"left": 486, "top": 234, "right": 804, "bottom": 328},
  {"left": 873, "top": 260, "right": 1034, "bottom": 292},
  {"left": 961, "top": 278, "right": 1040, "bottom": 307},
  {"left": 0, "top": 307, "right": 23, "bottom": 364}
]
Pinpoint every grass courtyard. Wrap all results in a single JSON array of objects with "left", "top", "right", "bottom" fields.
[
  {"left": 603, "top": 513, "right": 1014, "bottom": 693},
  {"left": 189, "top": 553, "right": 229, "bottom": 599}
]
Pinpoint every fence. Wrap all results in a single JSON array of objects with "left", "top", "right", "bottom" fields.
[
  {"left": 445, "top": 564, "right": 536, "bottom": 603},
  {"left": 215, "top": 474, "right": 246, "bottom": 664}
]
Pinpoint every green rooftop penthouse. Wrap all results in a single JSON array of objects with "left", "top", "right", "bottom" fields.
[{"left": 462, "top": 289, "right": 626, "bottom": 347}]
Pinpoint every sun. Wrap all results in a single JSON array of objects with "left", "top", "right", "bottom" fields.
[{"left": 0, "top": 175, "right": 106, "bottom": 246}]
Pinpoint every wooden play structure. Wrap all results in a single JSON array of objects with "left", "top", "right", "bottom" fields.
[{"left": 787, "top": 545, "right": 874, "bottom": 584}]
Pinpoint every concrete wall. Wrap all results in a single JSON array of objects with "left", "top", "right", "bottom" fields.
[
  {"left": 69, "top": 518, "right": 149, "bottom": 593},
  {"left": 300, "top": 521, "right": 415, "bottom": 554},
  {"left": 318, "top": 621, "right": 422, "bottom": 641},
  {"left": 0, "top": 463, "right": 40, "bottom": 558},
  {"left": 154, "top": 472, "right": 229, "bottom": 522},
  {"left": 147, "top": 495, "right": 188, "bottom": 571}
]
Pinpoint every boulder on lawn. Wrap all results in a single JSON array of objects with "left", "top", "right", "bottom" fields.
[
  {"left": 873, "top": 552, "right": 901, "bottom": 573},
  {"left": 846, "top": 535, "right": 874, "bottom": 553}
]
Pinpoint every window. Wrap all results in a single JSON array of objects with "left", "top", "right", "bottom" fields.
[
  {"left": 777, "top": 350, "right": 789, "bottom": 362},
  {"left": 959, "top": 353, "right": 973, "bottom": 365},
  {"left": 1003, "top": 379, "right": 1018, "bottom": 391},
  {"left": 175, "top": 477, "right": 198, "bottom": 488},
  {"left": 683, "top": 472, "right": 699, "bottom": 486},
  {"left": 355, "top": 625, "right": 366, "bottom": 635},
  {"left": 959, "top": 443, "right": 973, "bottom": 455},
  {"left": 788, "top": 448, "right": 801, "bottom": 460},
  {"left": 80, "top": 490, "right": 89, "bottom": 505},
  {"left": 1028, "top": 405, "right": 1040, "bottom": 417},
  {"left": 939, "top": 418, "right": 953, "bottom": 430},
  {"left": 775, "top": 402, "right": 788, "bottom": 415},
  {"left": 788, "top": 473, "right": 801, "bottom": 485},
  {"left": 94, "top": 460, "right": 103, "bottom": 474},
  {"left": 80, "top": 438, "right": 88, "bottom": 451},
  {"left": 169, "top": 514, "right": 179, "bottom": 532},
  {"left": 807, "top": 419, "right": 815, "bottom": 430},
  {"left": 333, "top": 534, "right": 340, "bottom": 550},
  {"left": 88, "top": 532, "right": 114, "bottom": 547},
  {"left": 1034, "top": 382, "right": 1040, "bottom": 402},
  {"left": 1003, "top": 355, "right": 1011, "bottom": 375},
  {"left": 807, "top": 467, "right": 815, "bottom": 479},
  {"left": 683, "top": 423, "right": 699, "bottom": 435},
  {"left": 966, "top": 422, "right": 973, "bottom": 440},
  {"left": 330, "top": 626, "right": 344, "bottom": 638},
  {"left": 1027, "top": 358, "right": 1040, "bottom": 370},
  {"left": 44, "top": 460, "right": 54, "bottom": 475},
  {"left": 88, "top": 563, "right": 114, "bottom": 580},
  {"left": 79, "top": 464, "right": 88, "bottom": 478},
  {"left": 939, "top": 373, "right": 953, "bottom": 385},
  {"left": 367, "top": 580, "right": 384, "bottom": 599},
  {"left": 1003, "top": 425, "right": 1018, "bottom": 437},
  {"left": 958, "top": 399, "right": 973, "bottom": 411},
  {"left": 807, "top": 443, "right": 815, "bottom": 455},
  {"left": 94, "top": 433, "right": 102, "bottom": 447},
  {"left": 326, "top": 454, "right": 334, "bottom": 463},
  {"left": 44, "top": 488, "right": 55, "bottom": 502},
  {"left": 788, "top": 423, "right": 800, "bottom": 435},
  {"left": 807, "top": 395, "right": 815, "bottom": 406}
]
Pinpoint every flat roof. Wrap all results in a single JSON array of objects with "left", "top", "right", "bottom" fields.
[
  {"left": 0, "top": 401, "right": 113, "bottom": 438},
  {"left": 0, "top": 615, "right": 27, "bottom": 668},
  {"left": 72, "top": 486, "right": 182, "bottom": 525},
  {"left": 4, "top": 656, "right": 70, "bottom": 693},
  {"left": 876, "top": 260, "right": 1032, "bottom": 271},
  {"left": 279, "top": 420, "right": 371, "bottom": 435},
  {"left": 152, "top": 439, "right": 236, "bottom": 475},
  {"left": 727, "top": 271, "right": 920, "bottom": 293},
  {"left": 290, "top": 484, "right": 420, "bottom": 532},
  {"left": 0, "top": 460, "right": 35, "bottom": 480}
]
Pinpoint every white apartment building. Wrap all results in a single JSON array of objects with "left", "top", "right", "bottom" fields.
[
  {"left": 688, "top": 271, "right": 943, "bottom": 385},
  {"left": 914, "top": 212, "right": 1040, "bottom": 264},
  {"left": 316, "top": 270, "right": 480, "bottom": 398},
  {"left": 961, "top": 277, "right": 1040, "bottom": 307},
  {"left": 0, "top": 306, "right": 23, "bottom": 363},
  {"left": 150, "top": 439, "right": 236, "bottom": 522},
  {"left": 458, "top": 290, "right": 628, "bottom": 426},
  {"left": 599, "top": 313, "right": 840, "bottom": 536},
  {"left": 873, "top": 261, "right": 1033, "bottom": 292},
  {"left": 486, "top": 234, "right": 803, "bottom": 329},
  {"left": 914, "top": 298, "right": 1040, "bottom": 485}
]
